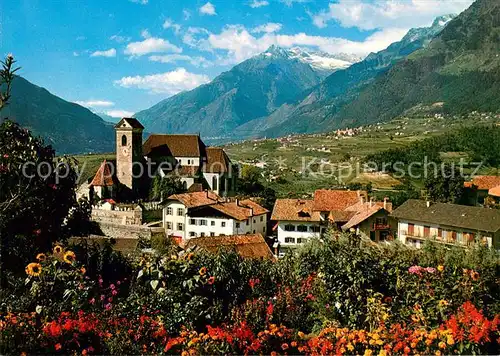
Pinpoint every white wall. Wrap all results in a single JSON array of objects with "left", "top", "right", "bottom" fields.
[
  {"left": 277, "top": 221, "right": 321, "bottom": 248},
  {"left": 163, "top": 202, "right": 188, "bottom": 239},
  {"left": 175, "top": 156, "right": 200, "bottom": 166}
]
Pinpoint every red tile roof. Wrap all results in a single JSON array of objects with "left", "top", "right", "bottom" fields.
[
  {"left": 168, "top": 191, "right": 221, "bottom": 208},
  {"left": 184, "top": 234, "right": 274, "bottom": 259},
  {"left": 489, "top": 185, "right": 500, "bottom": 198},
  {"left": 271, "top": 199, "right": 321, "bottom": 222},
  {"left": 203, "top": 147, "right": 231, "bottom": 173},
  {"left": 342, "top": 205, "right": 383, "bottom": 230},
  {"left": 313, "top": 190, "right": 362, "bottom": 211},
  {"left": 143, "top": 134, "right": 205, "bottom": 157},
  {"left": 210, "top": 199, "right": 268, "bottom": 221},
  {"left": 90, "top": 160, "right": 115, "bottom": 187},
  {"left": 163, "top": 165, "right": 200, "bottom": 177},
  {"left": 467, "top": 176, "right": 500, "bottom": 190}
]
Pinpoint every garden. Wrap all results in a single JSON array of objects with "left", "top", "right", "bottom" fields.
[{"left": 1, "top": 234, "right": 499, "bottom": 355}]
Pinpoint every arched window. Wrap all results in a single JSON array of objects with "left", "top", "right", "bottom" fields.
[
  {"left": 121, "top": 135, "right": 127, "bottom": 146},
  {"left": 212, "top": 176, "right": 218, "bottom": 191},
  {"left": 182, "top": 181, "right": 188, "bottom": 190}
]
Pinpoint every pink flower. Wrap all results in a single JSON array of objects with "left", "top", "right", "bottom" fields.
[
  {"left": 408, "top": 265, "right": 423, "bottom": 275},
  {"left": 105, "top": 303, "right": 112, "bottom": 310},
  {"left": 108, "top": 297, "right": 113, "bottom": 303},
  {"left": 425, "top": 267, "right": 436, "bottom": 273},
  {"left": 3, "top": 154, "right": 8, "bottom": 158},
  {"left": 117, "top": 281, "right": 121, "bottom": 285},
  {"left": 110, "top": 283, "right": 115, "bottom": 290},
  {"left": 100, "top": 295, "right": 105, "bottom": 301},
  {"left": 112, "top": 290, "right": 118, "bottom": 296},
  {"left": 89, "top": 298, "right": 95, "bottom": 305}
]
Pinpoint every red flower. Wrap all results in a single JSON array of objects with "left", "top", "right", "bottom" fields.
[
  {"left": 44, "top": 321, "right": 62, "bottom": 338},
  {"left": 266, "top": 301, "right": 274, "bottom": 316},
  {"left": 55, "top": 343, "right": 62, "bottom": 351}
]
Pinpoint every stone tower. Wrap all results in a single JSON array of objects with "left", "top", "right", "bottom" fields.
[{"left": 115, "top": 118, "right": 144, "bottom": 194}]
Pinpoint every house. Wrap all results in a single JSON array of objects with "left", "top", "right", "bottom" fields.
[
  {"left": 391, "top": 199, "right": 500, "bottom": 249},
  {"left": 184, "top": 233, "right": 274, "bottom": 260},
  {"left": 463, "top": 175, "right": 500, "bottom": 205},
  {"left": 271, "top": 190, "right": 394, "bottom": 256},
  {"left": 163, "top": 191, "right": 268, "bottom": 241},
  {"left": 143, "top": 133, "right": 235, "bottom": 197}
]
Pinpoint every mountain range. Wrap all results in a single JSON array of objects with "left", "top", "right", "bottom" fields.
[{"left": 0, "top": 76, "right": 115, "bottom": 154}]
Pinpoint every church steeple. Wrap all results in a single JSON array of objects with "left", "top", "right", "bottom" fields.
[{"left": 115, "top": 118, "right": 144, "bottom": 194}]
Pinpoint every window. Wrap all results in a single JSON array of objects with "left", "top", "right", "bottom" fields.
[
  {"left": 297, "top": 238, "right": 306, "bottom": 244},
  {"left": 177, "top": 208, "right": 184, "bottom": 216},
  {"left": 221, "top": 221, "right": 226, "bottom": 227},
  {"left": 166, "top": 207, "right": 173, "bottom": 215},
  {"left": 253, "top": 219, "right": 256, "bottom": 223},
  {"left": 437, "top": 228, "right": 443, "bottom": 240},
  {"left": 284, "top": 224, "right": 295, "bottom": 232},
  {"left": 212, "top": 176, "right": 218, "bottom": 191},
  {"left": 260, "top": 216, "right": 264, "bottom": 222},
  {"left": 285, "top": 237, "right": 295, "bottom": 244},
  {"left": 166, "top": 222, "right": 172, "bottom": 229},
  {"left": 424, "top": 226, "right": 430, "bottom": 238},
  {"left": 263, "top": 227, "right": 266, "bottom": 233},
  {"left": 121, "top": 135, "right": 127, "bottom": 146},
  {"left": 236, "top": 222, "right": 240, "bottom": 228},
  {"left": 246, "top": 219, "right": 249, "bottom": 226},
  {"left": 189, "top": 219, "right": 196, "bottom": 225},
  {"left": 177, "top": 223, "right": 184, "bottom": 231},
  {"left": 253, "top": 230, "right": 256, "bottom": 234},
  {"left": 182, "top": 181, "right": 188, "bottom": 190},
  {"left": 211, "top": 221, "right": 215, "bottom": 226},
  {"left": 310, "top": 226, "right": 320, "bottom": 233},
  {"left": 200, "top": 232, "right": 205, "bottom": 237},
  {"left": 297, "top": 225, "right": 308, "bottom": 232},
  {"left": 199, "top": 220, "right": 207, "bottom": 226},
  {"left": 189, "top": 232, "right": 196, "bottom": 237},
  {"left": 408, "top": 223, "right": 415, "bottom": 236},
  {"left": 210, "top": 232, "right": 215, "bottom": 237},
  {"left": 220, "top": 233, "right": 225, "bottom": 236}
]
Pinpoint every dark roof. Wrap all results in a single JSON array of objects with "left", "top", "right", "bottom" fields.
[
  {"left": 114, "top": 118, "right": 144, "bottom": 129},
  {"left": 184, "top": 234, "right": 274, "bottom": 259},
  {"left": 391, "top": 199, "right": 500, "bottom": 233},
  {"left": 143, "top": 134, "right": 205, "bottom": 157},
  {"left": 90, "top": 160, "right": 115, "bottom": 187},
  {"left": 203, "top": 147, "right": 231, "bottom": 173}
]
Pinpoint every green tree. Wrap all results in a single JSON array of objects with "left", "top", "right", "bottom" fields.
[
  {"left": 237, "top": 165, "right": 264, "bottom": 194},
  {"left": 0, "top": 55, "right": 20, "bottom": 110},
  {"left": 424, "top": 164, "right": 465, "bottom": 203},
  {"left": 149, "top": 175, "right": 185, "bottom": 201}
]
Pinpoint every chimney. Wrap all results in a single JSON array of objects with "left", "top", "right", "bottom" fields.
[
  {"left": 383, "top": 197, "right": 388, "bottom": 210},
  {"left": 236, "top": 199, "right": 239, "bottom": 206},
  {"left": 369, "top": 197, "right": 374, "bottom": 207},
  {"left": 426, "top": 201, "right": 431, "bottom": 208}
]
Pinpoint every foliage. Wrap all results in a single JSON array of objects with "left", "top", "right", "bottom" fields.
[
  {"left": 424, "top": 164, "right": 465, "bottom": 203},
  {"left": 0, "top": 55, "right": 20, "bottom": 110},
  {"left": 148, "top": 174, "right": 185, "bottom": 201}
]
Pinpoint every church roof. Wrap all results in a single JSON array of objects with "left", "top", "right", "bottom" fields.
[
  {"left": 114, "top": 118, "right": 144, "bottom": 129},
  {"left": 90, "top": 160, "right": 115, "bottom": 187},
  {"left": 203, "top": 147, "right": 231, "bottom": 173},
  {"left": 143, "top": 134, "right": 205, "bottom": 157}
]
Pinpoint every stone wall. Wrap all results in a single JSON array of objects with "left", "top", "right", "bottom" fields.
[
  {"left": 92, "top": 208, "right": 142, "bottom": 225},
  {"left": 96, "top": 221, "right": 165, "bottom": 240}
]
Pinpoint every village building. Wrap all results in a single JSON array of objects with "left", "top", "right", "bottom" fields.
[
  {"left": 271, "top": 190, "right": 394, "bottom": 256},
  {"left": 184, "top": 234, "right": 274, "bottom": 260},
  {"left": 89, "top": 160, "right": 117, "bottom": 201},
  {"left": 163, "top": 191, "right": 268, "bottom": 242},
  {"left": 463, "top": 175, "right": 500, "bottom": 206},
  {"left": 391, "top": 199, "right": 500, "bottom": 249}
]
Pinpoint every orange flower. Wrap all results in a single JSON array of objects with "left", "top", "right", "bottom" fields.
[
  {"left": 437, "top": 265, "right": 444, "bottom": 272},
  {"left": 80, "top": 267, "right": 86, "bottom": 275},
  {"left": 438, "top": 341, "right": 446, "bottom": 349},
  {"left": 25, "top": 263, "right": 42, "bottom": 277},
  {"left": 207, "top": 276, "right": 215, "bottom": 285},
  {"left": 470, "top": 270, "right": 480, "bottom": 281},
  {"left": 36, "top": 253, "right": 47, "bottom": 262},
  {"left": 199, "top": 267, "right": 207, "bottom": 276},
  {"left": 298, "top": 331, "right": 305, "bottom": 339},
  {"left": 291, "top": 341, "right": 297, "bottom": 347},
  {"left": 55, "top": 343, "right": 62, "bottom": 351},
  {"left": 187, "top": 253, "right": 194, "bottom": 261},
  {"left": 82, "top": 349, "right": 87, "bottom": 355},
  {"left": 271, "top": 352, "right": 277, "bottom": 356}
]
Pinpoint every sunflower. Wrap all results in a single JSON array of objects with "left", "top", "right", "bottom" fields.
[
  {"left": 438, "top": 299, "right": 449, "bottom": 308},
  {"left": 53, "top": 245, "right": 64, "bottom": 255},
  {"left": 36, "top": 253, "right": 47, "bottom": 262},
  {"left": 63, "top": 250, "right": 76, "bottom": 264},
  {"left": 26, "top": 263, "right": 42, "bottom": 277},
  {"left": 199, "top": 267, "right": 207, "bottom": 276},
  {"left": 470, "top": 270, "right": 480, "bottom": 281}
]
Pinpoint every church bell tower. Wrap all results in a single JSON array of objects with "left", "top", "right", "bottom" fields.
[{"left": 115, "top": 118, "right": 144, "bottom": 194}]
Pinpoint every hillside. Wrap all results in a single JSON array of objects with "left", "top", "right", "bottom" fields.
[
  {"left": 1, "top": 76, "right": 115, "bottom": 154},
  {"left": 134, "top": 46, "right": 356, "bottom": 141},
  {"left": 242, "top": 15, "right": 456, "bottom": 138},
  {"left": 323, "top": 0, "right": 500, "bottom": 129}
]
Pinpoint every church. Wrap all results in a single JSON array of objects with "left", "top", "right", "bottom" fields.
[{"left": 89, "top": 117, "right": 236, "bottom": 201}]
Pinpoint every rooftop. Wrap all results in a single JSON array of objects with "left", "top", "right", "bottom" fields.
[
  {"left": 204, "top": 147, "right": 231, "bottom": 173},
  {"left": 184, "top": 234, "right": 274, "bottom": 259},
  {"left": 465, "top": 175, "right": 500, "bottom": 190},
  {"left": 209, "top": 199, "right": 269, "bottom": 221},
  {"left": 391, "top": 199, "right": 500, "bottom": 233},
  {"left": 90, "top": 160, "right": 115, "bottom": 187},
  {"left": 167, "top": 191, "right": 221, "bottom": 208},
  {"left": 114, "top": 117, "right": 144, "bottom": 129},
  {"left": 313, "top": 190, "right": 363, "bottom": 211},
  {"left": 143, "top": 134, "right": 205, "bottom": 157},
  {"left": 271, "top": 199, "right": 321, "bottom": 222}
]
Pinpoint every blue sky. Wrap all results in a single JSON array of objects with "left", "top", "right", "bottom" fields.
[{"left": 1, "top": 0, "right": 473, "bottom": 117}]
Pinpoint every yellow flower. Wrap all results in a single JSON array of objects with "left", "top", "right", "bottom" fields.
[
  {"left": 379, "top": 350, "right": 387, "bottom": 356},
  {"left": 447, "top": 336, "right": 454, "bottom": 345},
  {"left": 435, "top": 351, "right": 442, "bottom": 356},
  {"left": 53, "top": 245, "right": 64, "bottom": 255},
  {"left": 36, "top": 253, "right": 47, "bottom": 262},
  {"left": 364, "top": 349, "right": 373, "bottom": 356},
  {"left": 80, "top": 267, "right": 86, "bottom": 275},
  {"left": 439, "top": 300, "right": 449, "bottom": 308},
  {"left": 437, "top": 265, "right": 444, "bottom": 272},
  {"left": 25, "top": 263, "right": 42, "bottom": 277},
  {"left": 63, "top": 250, "right": 76, "bottom": 264},
  {"left": 298, "top": 331, "right": 305, "bottom": 339},
  {"left": 199, "top": 267, "right": 207, "bottom": 276},
  {"left": 438, "top": 341, "right": 446, "bottom": 349}
]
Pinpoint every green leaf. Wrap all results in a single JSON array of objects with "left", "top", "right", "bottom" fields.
[
  {"left": 150, "top": 280, "right": 159, "bottom": 290},
  {"left": 35, "top": 305, "right": 43, "bottom": 314},
  {"left": 137, "top": 269, "right": 144, "bottom": 279}
]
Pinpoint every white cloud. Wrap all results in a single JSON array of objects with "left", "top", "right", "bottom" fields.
[
  {"left": 281, "top": 0, "right": 310, "bottom": 6},
  {"left": 73, "top": 51, "right": 80, "bottom": 57},
  {"left": 110, "top": 34, "right": 131, "bottom": 43},
  {"left": 183, "top": 9, "right": 192, "bottom": 20},
  {"left": 252, "top": 23, "right": 283, "bottom": 34},
  {"left": 75, "top": 100, "right": 115, "bottom": 108},
  {"left": 163, "top": 19, "right": 182, "bottom": 35},
  {"left": 141, "top": 29, "right": 151, "bottom": 39},
  {"left": 199, "top": 2, "right": 216, "bottom": 16},
  {"left": 312, "top": 0, "right": 473, "bottom": 30},
  {"left": 105, "top": 110, "right": 135, "bottom": 118},
  {"left": 124, "top": 37, "right": 182, "bottom": 56},
  {"left": 114, "top": 68, "right": 211, "bottom": 95},
  {"left": 129, "top": 0, "right": 148, "bottom": 4},
  {"left": 184, "top": 24, "right": 408, "bottom": 65},
  {"left": 149, "top": 54, "right": 213, "bottom": 68},
  {"left": 90, "top": 48, "right": 117, "bottom": 58},
  {"left": 249, "top": 0, "right": 269, "bottom": 8}
]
